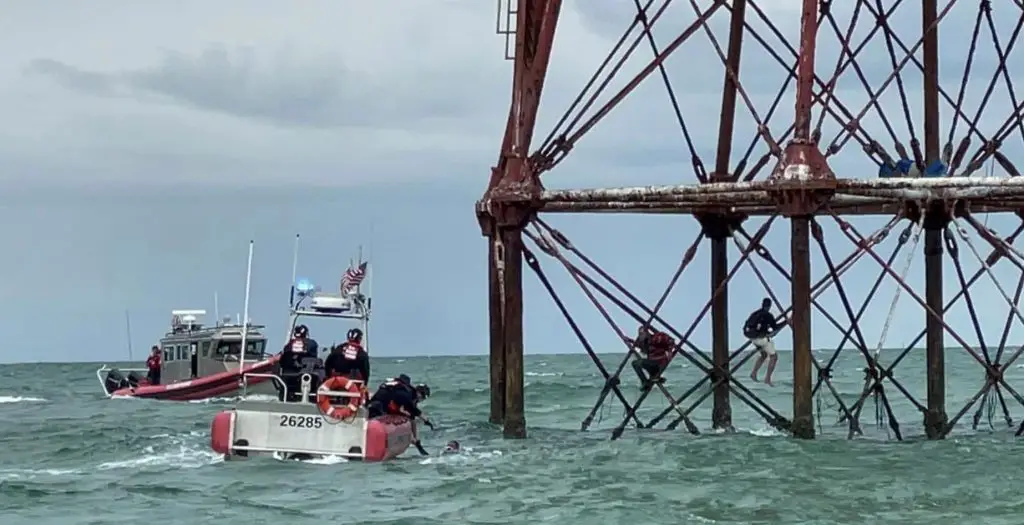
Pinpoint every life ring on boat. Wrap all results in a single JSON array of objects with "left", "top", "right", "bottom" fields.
[{"left": 316, "top": 376, "right": 364, "bottom": 421}]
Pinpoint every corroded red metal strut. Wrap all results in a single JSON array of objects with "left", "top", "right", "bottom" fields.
[{"left": 479, "top": 0, "right": 1024, "bottom": 441}]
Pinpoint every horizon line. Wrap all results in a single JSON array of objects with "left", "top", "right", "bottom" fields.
[{"left": 0, "top": 346, "right": 967, "bottom": 366}]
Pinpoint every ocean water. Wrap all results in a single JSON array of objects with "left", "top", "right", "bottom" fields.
[{"left": 2, "top": 350, "right": 1024, "bottom": 524}]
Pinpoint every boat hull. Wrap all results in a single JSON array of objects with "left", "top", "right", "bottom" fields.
[
  {"left": 110, "top": 356, "right": 281, "bottom": 401},
  {"left": 210, "top": 400, "right": 413, "bottom": 462}
]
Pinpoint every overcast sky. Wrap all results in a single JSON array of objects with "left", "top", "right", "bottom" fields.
[{"left": 1, "top": 0, "right": 1022, "bottom": 364}]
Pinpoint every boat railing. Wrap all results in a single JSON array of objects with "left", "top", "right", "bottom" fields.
[
  {"left": 237, "top": 373, "right": 364, "bottom": 402},
  {"left": 94, "top": 365, "right": 149, "bottom": 397},
  {"left": 241, "top": 372, "right": 289, "bottom": 399}
]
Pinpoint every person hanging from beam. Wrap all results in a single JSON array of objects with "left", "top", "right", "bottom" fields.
[
  {"left": 627, "top": 324, "right": 674, "bottom": 390},
  {"left": 744, "top": 298, "right": 781, "bottom": 386}
]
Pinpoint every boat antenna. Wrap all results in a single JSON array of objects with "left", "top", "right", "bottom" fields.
[
  {"left": 239, "top": 240, "right": 255, "bottom": 385},
  {"left": 124, "top": 309, "right": 134, "bottom": 361},
  {"left": 289, "top": 234, "right": 300, "bottom": 309},
  {"left": 214, "top": 291, "right": 220, "bottom": 325},
  {"left": 366, "top": 221, "right": 374, "bottom": 352}
]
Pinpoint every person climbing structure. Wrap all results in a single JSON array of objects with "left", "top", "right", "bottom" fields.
[{"left": 744, "top": 298, "right": 780, "bottom": 386}]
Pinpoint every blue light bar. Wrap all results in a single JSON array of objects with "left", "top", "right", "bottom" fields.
[{"left": 295, "top": 278, "right": 316, "bottom": 294}]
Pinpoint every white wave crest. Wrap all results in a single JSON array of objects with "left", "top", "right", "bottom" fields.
[{"left": 0, "top": 395, "right": 46, "bottom": 404}]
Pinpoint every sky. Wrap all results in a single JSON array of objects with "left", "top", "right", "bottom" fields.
[{"left": 1, "top": 0, "right": 1023, "bottom": 364}]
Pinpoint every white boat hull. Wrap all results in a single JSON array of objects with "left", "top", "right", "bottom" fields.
[{"left": 210, "top": 400, "right": 414, "bottom": 462}]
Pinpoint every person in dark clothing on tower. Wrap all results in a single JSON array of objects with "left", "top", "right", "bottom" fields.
[
  {"left": 744, "top": 298, "right": 782, "bottom": 386},
  {"left": 324, "top": 328, "right": 370, "bottom": 382}
]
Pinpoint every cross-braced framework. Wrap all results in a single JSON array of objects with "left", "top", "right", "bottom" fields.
[{"left": 478, "top": 0, "right": 1024, "bottom": 439}]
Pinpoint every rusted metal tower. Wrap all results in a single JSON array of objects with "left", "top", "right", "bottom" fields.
[{"left": 478, "top": 0, "right": 1024, "bottom": 440}]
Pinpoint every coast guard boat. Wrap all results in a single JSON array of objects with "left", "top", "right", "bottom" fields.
[
  {"left": 95, "top": 310, "right": 280, "bottom": 401},
  {"left": 211, "top": 239, "right": 415, "bottom": 462},
  {"left": 96, "top": 241, "right": 278, "bottom": 401}
]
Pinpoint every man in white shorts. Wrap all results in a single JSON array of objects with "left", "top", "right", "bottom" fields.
[{"left": 743, "top": 298, "right": 780, "bottom": 386}]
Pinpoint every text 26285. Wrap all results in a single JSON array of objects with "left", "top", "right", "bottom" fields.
[{"left": 278, "top": 415, "right": 323, "bottom": 429}]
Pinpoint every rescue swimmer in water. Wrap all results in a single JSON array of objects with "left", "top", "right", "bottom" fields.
[
  {"left": 442, "top": 440, "right": 461, "bottom": 455},
  {"left": 325, "top": 328, "right": 370, "bottom": 382},
  {"left": 366, "top": 374, "right": 434, "bottom": 455}
]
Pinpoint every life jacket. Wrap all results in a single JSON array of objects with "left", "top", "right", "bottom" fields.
[
  {"left": 146, "top": 355, "right": 161, "bottom": 370},
  {"left": 647, "top": 331, "right": 675, "bottom": 364},
  {"left": 341, "top": 342, "right": 363, "bottom": 361},
  {"left": 288, "top": 338, "right": 306, "bottom": 355},
  {"left": 379, "top": 377, "right": 412, "bottom": 414}
]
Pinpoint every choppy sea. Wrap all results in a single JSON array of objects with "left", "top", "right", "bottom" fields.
[{"left": 2, "top": 350, "right": 1024, "bottom": 524}]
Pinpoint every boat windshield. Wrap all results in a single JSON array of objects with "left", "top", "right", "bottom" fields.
[{"left": 216, "top": 340, "right": 267, "bottom": 359}]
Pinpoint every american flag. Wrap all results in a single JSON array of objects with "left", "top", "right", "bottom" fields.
[{"left": 340, "top": 261, "right": 368, "bottom": 294}]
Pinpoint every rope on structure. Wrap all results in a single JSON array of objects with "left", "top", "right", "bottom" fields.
[{"left": 873, "top": 217, "right": 924, "bottom": 358}]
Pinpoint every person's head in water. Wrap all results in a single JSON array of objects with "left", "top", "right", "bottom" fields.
[
  {"left": 414, "top": 383, "right": 431, "bottom": 402},
  {"left": 293, "top": 324, "right": 309, "bottom": 340},
  {"left": 761, "top": 298, "right": 771, "bottom": 310},
  {"left": 443, "top": 440, "right": 460, "bottom": 454}
]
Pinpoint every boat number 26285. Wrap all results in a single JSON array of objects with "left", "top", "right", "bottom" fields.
[{"left": 278, "top": 415, "right": 323, "bottom": 428}]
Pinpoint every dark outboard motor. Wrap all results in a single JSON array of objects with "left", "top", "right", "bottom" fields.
[
  {"left": 127, "top": 372, "right": 143, "bottom": 387},
  {"left": 103, "top": 369, "right": 132, "bottom": 395}
]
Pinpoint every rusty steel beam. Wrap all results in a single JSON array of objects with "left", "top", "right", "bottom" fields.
[
  {"left": 479, "top": 0, "right": 563, "bottom": 440},
  {"left": 541, "top": 201, "right": 1024, "bottom": 216},
  {"left": 704, "top": 0, "right": 750, "bottom": 433},
  {"left": 922, "top": 0, "right": 948, "bottom": 440},
  {"left": 762, "top": 0, "right": 836, "bottom": 439},
  {"left": 540, "top": 177, "right": 1024, "bottom": 203},
  {"left": 488, "top": 239, "right": 505, "bottom": 425}
]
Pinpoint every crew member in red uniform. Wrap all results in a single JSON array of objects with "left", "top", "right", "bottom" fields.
[
  {"left": 146, "top": 346, "right": 162, "bottom": 385},
  {"left": 324, "top": 328, "right": 370, "bottom": 382},
  {"left": 366, "top": 374, "right": 434, "bottom": 455},
  {"left": 628, "top": 325, "right": 674, "bottom": 389}
]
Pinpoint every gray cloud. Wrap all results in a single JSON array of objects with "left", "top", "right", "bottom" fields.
[
  {"left": 24, "top": 45, "right": 490, "bottom": 131},
  {"left": 4, "top": 0, "right": 1023, "bottom": 190}
]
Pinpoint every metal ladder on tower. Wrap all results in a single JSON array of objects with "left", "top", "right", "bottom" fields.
[{"left": 496, "top": 0, "right": 517, "bottom": 60}]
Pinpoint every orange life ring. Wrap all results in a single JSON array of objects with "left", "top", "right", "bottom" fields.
[{"left": 316, "top": 376, "right": 364, "bottom": 420}]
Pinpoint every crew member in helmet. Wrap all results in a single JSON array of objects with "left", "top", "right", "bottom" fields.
[
  {"left": 280, "top": 324, "right": 319, "bottom": 371},
  {"left": 366, "top": 374, "right": 434, "bottom": 455},
  {"left": 324, "top": 328, "right": 370, "bottom": 382},
  {"left": 276, "top": 324, "right": 321, "bottom": 401}
]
